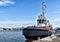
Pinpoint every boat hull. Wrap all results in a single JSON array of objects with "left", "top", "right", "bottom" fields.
[{"left": 23, "top": 28, "right": 52, "bottom": 39}]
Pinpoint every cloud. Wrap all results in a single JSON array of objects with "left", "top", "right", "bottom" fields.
[
  {"left": 49, "top": 17, "right": 60, "bottom": 28},
  {"left": 0, "top": 20, "right": 36, "bottom": 28},
  {"left": 0, "top": 0, "right": 15, "bottom": 6},
  {"left": 0, "top": 17, "right": 60, "bottom": 28}
]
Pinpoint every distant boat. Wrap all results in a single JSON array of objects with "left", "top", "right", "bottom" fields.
[{"left": 23, "top": 0, "right": 53, "bottom": 39}]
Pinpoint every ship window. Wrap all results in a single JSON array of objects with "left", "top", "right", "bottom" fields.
[
  {"left": 38, "top": 20, "right": 41, "bottom": 23},
  {"left": 38, "top": 20, "right": 46, "bottom": 24}
]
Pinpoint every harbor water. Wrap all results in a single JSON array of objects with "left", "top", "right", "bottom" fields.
[{"left": 0, "top": 30, "right": 25, "bottom": 42}]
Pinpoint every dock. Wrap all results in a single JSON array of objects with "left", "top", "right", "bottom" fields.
[{"left": 25, "top": 34, "right": 60, "bottom": 42}]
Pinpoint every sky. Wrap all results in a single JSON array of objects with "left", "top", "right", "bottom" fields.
[{"left": 0, "top": 0, "right": 60, "bottom": 28}]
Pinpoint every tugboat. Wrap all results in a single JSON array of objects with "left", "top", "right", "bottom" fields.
[{"left": 23, "top": 0, "right": 53, "bottom": 39}]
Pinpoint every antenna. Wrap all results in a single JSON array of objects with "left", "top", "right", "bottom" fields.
[{"left": 42, "top": 0, "right": 45, "bottom": 16}]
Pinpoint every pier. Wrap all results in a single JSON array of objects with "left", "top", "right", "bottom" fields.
[{"left": 25, "top": 34, "right": 60, "bottom": 42}]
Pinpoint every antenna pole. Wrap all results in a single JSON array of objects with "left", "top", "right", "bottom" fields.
[{"left": 42, "top": 0, "right": 45, "bottom": 16}]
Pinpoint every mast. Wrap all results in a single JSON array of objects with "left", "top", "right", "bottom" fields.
[
  {"left": 37, "top": 0, "right": 46, "bottom": 25},
  {"left": 42, "top": 0, "right": 45, "bottom": 16}
]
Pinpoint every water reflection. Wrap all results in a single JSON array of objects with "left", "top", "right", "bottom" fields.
[{"left": 0, "top": 30, "right": 25, "bottom": 42}]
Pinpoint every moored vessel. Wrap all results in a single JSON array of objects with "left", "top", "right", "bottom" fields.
[{"left": 23, "top": 0, "right": 53, "bottom": 39}]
